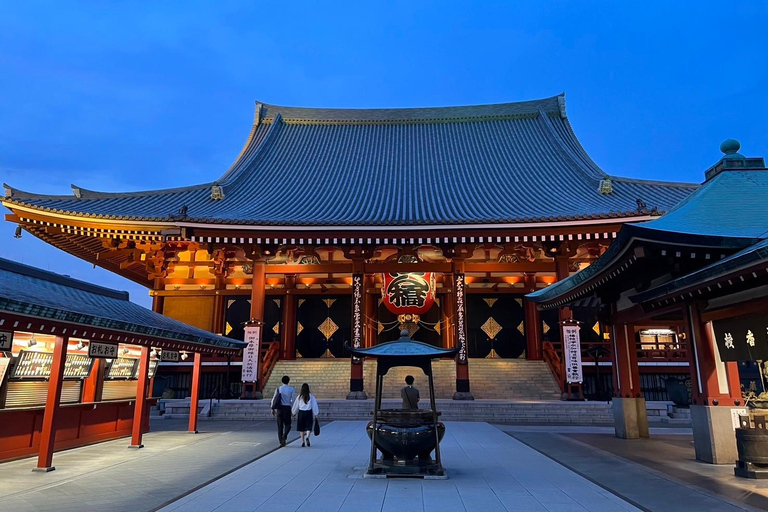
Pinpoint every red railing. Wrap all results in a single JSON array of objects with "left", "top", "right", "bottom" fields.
[
  {"left": 542, "top": 341, "right": 565, "bottom": 393},
  {"left": 257, "top": 341, "right": 280, "bottom": 392}
]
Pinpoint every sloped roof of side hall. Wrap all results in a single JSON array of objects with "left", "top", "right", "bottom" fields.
[
  {"left": 528, "top": 144, "right": 768, "bottom": 306},
  {"left": 3, "top": 94, "right": 697, "bottom": 227},
  {"left": 0, "top": 257, "right": 246, "bottom": 350}
]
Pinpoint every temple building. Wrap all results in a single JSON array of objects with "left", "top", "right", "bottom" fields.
[
  {"left": 2, "top": 94, "right": 697, "bottom": 400},
  {"left": 527, "top": 140, "right": 768, "bottom": 465}
]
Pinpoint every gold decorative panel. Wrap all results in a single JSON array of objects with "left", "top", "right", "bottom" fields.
[
  {"left": 378, "top": 322, "right": 384, "bottom": 334},
  {"left": 435, "top": 322, "right": 441, "bottom": 335},
  {"left": 225, "top": 322, "right": 233, "bottom": 335},
  {"left": 403, "top": 323, "right": 420, "bottom": 338},
  {"left": 298, "top": 299, "right": 305, "bottom": 308},
  {"left": 323, "top": 298, "right": 336, "bottom": 308},
  {"left": 483, "top": 298, "right": 498, "bottom": 308},
  {"left": 515, "top": 298, "right": 523, "bottom": 307},
  {"left": 542, "top": 321, "right": 551, "bottom": 335},
  {"left": 273, "top": 298, "right": 281, "bottom": 307},
  {"left": 319, "top": 317, "right": 339, "bottom": 339},
  {"left": 481, "top": 317, "right": 502, "bottom": 339},
  {"left": 272, "top": 323, "right": 280, "bottom": 335},
  {"left": 517, "top": 321, "right": 525, "bottom": 336},
  {"left": 297, "top": 322, "right": 304, "bottom": 336},
  {"left": 593, "top": 322, "right": 601, "bottom": 336}
]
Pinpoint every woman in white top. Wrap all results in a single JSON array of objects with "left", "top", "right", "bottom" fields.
[{"left": 291, "top": 383, "right": 319, "bottom": 447}]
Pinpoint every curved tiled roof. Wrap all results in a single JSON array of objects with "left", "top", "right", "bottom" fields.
[
  {"left": 528, "top": 162, "right": 768, "bottom": 306},
  {"left": 0, "top": 258, "right": 246, "bottom": 350},
  {"left": 3, "top": 95, "right": 696, "bottom": 227}
]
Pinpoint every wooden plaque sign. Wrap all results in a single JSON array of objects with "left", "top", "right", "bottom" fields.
[
  {"left": 160, "top": 350, "right": 180, "bottom": 362},
  {"left": 88, "top": 342, "right": 118, "bottom": 359},
  {"left": 0, "top": 331, "right": 13, "bottom": 351}
]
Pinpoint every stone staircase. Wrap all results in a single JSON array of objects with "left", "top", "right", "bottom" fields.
[
  {"left": 464, "top": 360, "right": 562, "bottom": 400},
  {"left": 263, "top": 358, "right": 561, "bottom": 400},
  {"left": 166, "top": 399, "right": 614, "bottom": 424}
]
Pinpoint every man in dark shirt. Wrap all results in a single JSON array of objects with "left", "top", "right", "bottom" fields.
[
  {"left": 401, "top": 375, "right": 420, "bottom": 409},
  {"left": 271, "top": 375, "right": 296, "bottom": 447}
]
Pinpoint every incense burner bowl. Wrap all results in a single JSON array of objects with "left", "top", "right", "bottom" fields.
[{"left": 366, "top": 409, "right": 445, "bottom": 461}]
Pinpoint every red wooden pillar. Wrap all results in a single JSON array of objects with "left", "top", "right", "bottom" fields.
[
  {"left": 212, "top": 282, "right": 226, "bottom": 334},
  {"left": 82, "top": 358, "right": 104, "bottom": 403},
  {"left": 611, "top": 323, "right": 642, "bottom": 399},
  {"left": 554, "top": 255, "right": 573, "bottom": 323},
  {"left": 441, "top": 289, "right": 454, "bottom": 349},
  {"left": 188, "top": 352, "right": 202, "bottom": 433},
  {"left": 244, "top": 259, "right": 266, "bottom": 398},
  {"left": 686, "top": 303, "right": 743, "bottom": 463},
  {"left": 129, "top": 346, "right": 150, "bottom": 448},
  {"left": 34, "top": 335, "right": 68, "bottom": 472},
  {"left": 523, "top": 272, "right": 542, "bottom": 360},
  {"left": 687, "top": 304, "right": 741, "bottom": 405},
  {"left": 281, "top": 275, "right": 297, "bottom": 360},
  {"left": 452, "top": 261, "right": 473, "bottom": 400},
  {"left": 364, "top": 274, "right": 377, "bottom": 348},
  {"left": 609, "top": 321, "right": 648, "bottom": 438}
]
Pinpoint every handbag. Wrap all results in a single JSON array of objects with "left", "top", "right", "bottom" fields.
[
  {"left": 271, "top": 388, "right": 282, "bottom": 410},
  {"left": 313, "top": 417, "right": 320, "bottom": 436}
]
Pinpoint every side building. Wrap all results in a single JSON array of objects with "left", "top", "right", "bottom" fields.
[{"left": 2, "top": 94, "right": 696, "bottom": 400}]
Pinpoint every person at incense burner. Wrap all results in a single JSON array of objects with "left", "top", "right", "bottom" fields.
[
  {"left": 401, "top": 375, "right": 420, "bottom": 410},
  {"left": 292, "top": 383, "right": 319, "bottom": 447}
]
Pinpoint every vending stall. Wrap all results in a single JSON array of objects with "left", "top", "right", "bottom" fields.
[{"left": 0, "top": 258, "right": 245, "bottom": 471}]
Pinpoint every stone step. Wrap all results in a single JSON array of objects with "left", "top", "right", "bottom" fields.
[
  {"left": 264, "top": 358, "right": 561, "bottom": 400},
  {"left": 168, "top": 398, "right": 617, "bottom": 424}
]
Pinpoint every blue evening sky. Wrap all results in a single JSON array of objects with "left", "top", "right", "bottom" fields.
[{"left": 1, "top": 1, "right": 766, "bottom": 307}]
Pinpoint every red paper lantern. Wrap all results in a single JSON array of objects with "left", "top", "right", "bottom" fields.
[{"left": 381, "top": 272, "right": 436, "bottom": 316}]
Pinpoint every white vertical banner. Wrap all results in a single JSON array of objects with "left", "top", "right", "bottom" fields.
[
  {"left": 241, "top": 325, "right": 260, "bottom": 383},
  {"left": 563, "top": 324, "right": 583, "bottom": 383}
]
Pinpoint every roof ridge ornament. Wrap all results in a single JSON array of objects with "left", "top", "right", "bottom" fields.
[
  {"left": 211, "top": 182, "right": 225, "bottom": 201},
  {"left": 254, "top": 102, "right": 263, "bottom": 127},
  {"left": 598, "top": 178, "right": 613, "bottom": 194},
  {"left": 71, "top": 185, "right": 82, "bottom": 199},
  {"left": 720, "top": 138, "right": 743, "bottom": 160},
  {"left": 557, "top": 94, "right": 567, "bottom": 118}
]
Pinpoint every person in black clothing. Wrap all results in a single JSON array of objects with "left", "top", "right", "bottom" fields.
[
  {"left": 401, "top": 375, "right": 420, "bottom": 409},
  {"left": 271, "top": 375, "right": 296, "bottom": 447}
]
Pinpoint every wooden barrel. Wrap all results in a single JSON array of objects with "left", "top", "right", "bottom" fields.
[{"left": 736, "top": 428, "right": 768, "bottom": 465}]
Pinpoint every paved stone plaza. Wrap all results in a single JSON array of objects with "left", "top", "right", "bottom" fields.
[{"left": 0, "top": 420, "right": 764, "bottom": 512}]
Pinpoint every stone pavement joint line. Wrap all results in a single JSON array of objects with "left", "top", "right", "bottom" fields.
[
  {"left": 159, "top": 421, "right": 642, "bottom": 512},
  {"left": 0, "top": 420, "right": 300, "bottom": 512}
]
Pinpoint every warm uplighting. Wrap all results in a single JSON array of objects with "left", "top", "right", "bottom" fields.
[{"left": 503, "top": 276, "right": 520, "bottom": 284}]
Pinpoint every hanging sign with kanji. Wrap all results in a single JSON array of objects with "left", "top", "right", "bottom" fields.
[
  {"left": 241, "top": 324, "right": 260, "bottom": 382},
  {"left": 712, "top": 313, "right": 768, "bottom": 362},
  {"left": 160, "top": 350, "right": 180, "bottom": 362},
  {"left": 455, "top": 273, "right": 468, "bottom": 364},
  {"left": 563, "top": 324, "right": 583, "bottom": 383},
  {"left": 0, "top": 331, "right": 13, "bottom": 351},
  {"left": 88, "top": 342, "right": 118, "bottom": 359},
  {"left": 381, "top": 272, "right": 436, "bottom": 315}
]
